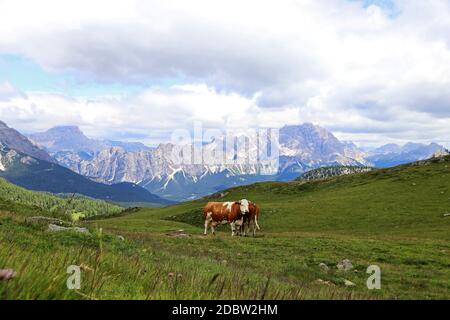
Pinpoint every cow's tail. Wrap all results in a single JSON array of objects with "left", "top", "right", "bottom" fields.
[{"left": 254, "top": 215, "right": 261, "bottom": 230}]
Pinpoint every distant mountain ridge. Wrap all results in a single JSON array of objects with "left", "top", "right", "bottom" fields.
[
  {"left": 28, "top": 123, "right": 369, "bottom": 201},
  {"left": 366, "top": 142, "right": 447, "bottom": 167},
  {"left": 28, "top": 126, "right": 151, "bottom": 153}
]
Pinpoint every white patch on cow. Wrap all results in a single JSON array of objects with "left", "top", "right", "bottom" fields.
[{"left": 223, "top": 202, "right": 233, "bottom": 211}]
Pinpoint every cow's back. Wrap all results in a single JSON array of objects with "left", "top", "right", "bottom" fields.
[{"left": 204, "top": 202, "right": 233, "bottom": 221}]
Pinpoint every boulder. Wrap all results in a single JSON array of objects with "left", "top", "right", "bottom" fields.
[
  {"left": 344, "top": 279, "right": 356, "bottom": 287},
  {"left": 26, "top": 216, "right": 71, "bottom": 227},
  {"left": 48, "top": 224, "right": 90, "bottom": 234},
  {"left": 337, "top": 259, "right": 354, "bottom": 271},
  {"left": 318, "top": 263, "right": 329, "bottom": 271}
]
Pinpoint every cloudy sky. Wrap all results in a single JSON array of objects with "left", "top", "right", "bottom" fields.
[{"left": 0, "top": 0, "right": 449, "bottom": 147}]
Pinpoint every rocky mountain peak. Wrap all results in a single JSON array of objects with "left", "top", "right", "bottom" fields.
[
  {"left": 28, "top": 126, "right": 151, "bottom": 153},
  {"left": 280, "top": 123, "right": 339, "bottom": 146},
  {"left": 46, "top": 126, "right": 86, "bottom": 137},
  {"left": 278, "top": 123, "right": 366, "bottom": 165},
  {"left": 0, "top": 120, "right": 55, "bottom": 163}
]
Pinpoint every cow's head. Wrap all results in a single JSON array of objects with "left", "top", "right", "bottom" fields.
[{"left": 236, "top": 199, "right": 250, "bottom": 215}]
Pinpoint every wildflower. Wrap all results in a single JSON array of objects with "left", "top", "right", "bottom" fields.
[{"left": 0, "top": 269, "right": 16, "bottom": 280}]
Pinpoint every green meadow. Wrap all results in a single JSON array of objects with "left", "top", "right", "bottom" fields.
[{"left": 1, "top": 156, "right": 450, "bottom": 299}]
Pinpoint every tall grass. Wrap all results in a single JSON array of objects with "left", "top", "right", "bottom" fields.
[{"left": 0, "top": 218, "right": 369, "bottom": 300}]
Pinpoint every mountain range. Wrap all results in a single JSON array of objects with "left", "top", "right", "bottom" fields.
[
  {"left": 28, "top": 125, "right": 152, "bottom": 154},
  {"left": 365, "top": 142, "right": 448, "bottom": 167},
  {"left": 21, "top": 122, "right": 448, "bottom": 201},
  {"left": 0, "top": 121, "right": 173, "bottom": 205},
  {"left": 1, "top": 119, "right": 447, "bottom": 202}
]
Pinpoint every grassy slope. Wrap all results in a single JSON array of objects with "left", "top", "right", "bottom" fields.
[
  {"left": 1, "top": 157, "right": 450, "bottom": 299},
  {"left": 0, "top": 178, "right": 123, "bottom": 219}
]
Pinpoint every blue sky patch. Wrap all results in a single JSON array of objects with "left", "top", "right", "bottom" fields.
[{"left": 0, "top": 54, "right": 183, "bottom": 98}]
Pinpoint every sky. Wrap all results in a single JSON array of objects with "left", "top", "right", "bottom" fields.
[{"left": 0, "top": 0, "right": 449, "bottom": 147}]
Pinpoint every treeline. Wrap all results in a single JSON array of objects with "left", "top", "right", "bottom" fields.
[{"left": 0, "top": 178, "right": 123, "bottom": 220}]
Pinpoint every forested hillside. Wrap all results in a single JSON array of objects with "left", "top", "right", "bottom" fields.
[{"left": 0, "top": 178, "right": 123, "bottom": 220}]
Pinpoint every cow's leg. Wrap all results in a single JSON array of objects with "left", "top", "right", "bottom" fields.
[
  {"left": 211, "top": 221, "right": 217, "bottom": 235},
  {"left": 237, "top": 218, "right": 244, "bottom": 237},
  {"left": 253, "top": 216, "right": 260, "bottom": 237},
  {"left": 204, "top": 219, "right": 209, "bottom": 235},
  {"left": 234, "top": 218, "right": 241, "bottom": 236},
  {"left": 230, "top": 221, "right": 236, "bottom": 236},
  {"left": 204, "top": 212, "right": 212, "bottom": 235}
]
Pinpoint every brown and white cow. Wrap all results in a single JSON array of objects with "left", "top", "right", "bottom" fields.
[
  {"left": 241, "top": 201, "right": 261, "bottom": 237},
  {"left": 203, "top": 199, "right": 250, "bottom": 236}
]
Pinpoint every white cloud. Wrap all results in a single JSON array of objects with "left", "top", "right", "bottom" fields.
[
  {"left": 1, "top": 83, "right": 450, "bottom": 148},
  {"left": 0, "top": 82, "right": 27, "bottom": 101},
  {"left": 0, "top": 85, "right": 265, "bottom": 145},
  {"left": 0, "top": 0, "right": 450, "bottom": 146}
]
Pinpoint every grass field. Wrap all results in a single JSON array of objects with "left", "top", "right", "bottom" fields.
[{"left": 1, "top": 156, "right": 450, "bottom": 299}]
